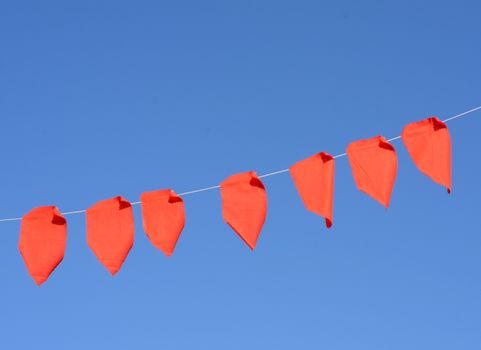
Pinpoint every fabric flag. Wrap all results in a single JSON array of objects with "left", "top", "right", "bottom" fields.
[
  {"left": 220, "top": 171, "right": 267, "bottom": 250},
  {"left": 289, "top": 152, "right": 335, "bottom": 228},
  {"left": 86, "top": 196, "right": 134, "bottom": 275},
  {"left": 140, "top": 189, "right": 185, "bottom": 256},
  {"left": 401, "top": 117, "right": 452, "bottom": 193},
  {"left": 18, "top": 206, "right": 67, "bottom": 286},
  {"left": 346, "top": 136, "right": 398, "bottom": 207}
]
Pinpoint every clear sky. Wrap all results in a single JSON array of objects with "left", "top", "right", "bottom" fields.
[{"left": 1, "top": 1, "right": 480, "bottom": 349}]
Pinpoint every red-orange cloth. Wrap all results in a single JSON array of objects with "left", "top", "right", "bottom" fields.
[
  {"left": 86, "top": 196, "right": 134, "bottom": 275},
  {"left": 140, "top": 189, "right": 185, "bottom": 256},
  {"left": 19, "top": 206, "right": 67, "bottom": 286},
  {"left": 402, "top": 117, "right": 452, "bottom": 193},
  {"left": 220, "top": 171, "right": 267, "bottom": 250},
  {"left": 346, "top": 136, "right": 398, "bottom": 207},
  {"left": 289, "top": 152, "right": 335, "bottom": 228}
]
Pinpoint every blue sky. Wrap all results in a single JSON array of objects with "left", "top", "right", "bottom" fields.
[{"left": 1, "top": 1, "right": 480, "bottom": 349}]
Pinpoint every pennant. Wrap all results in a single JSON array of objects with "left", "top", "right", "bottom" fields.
[
  {"left": 220, "top": 171, "right": 267, "bottom": 250},
  {"left": 86, "top": 196, "right": 134, "bottom": 275},
  {"left": 346, "top": 136, "right": 398, "bottom": 207},
  {"left": 289, "top": 152, "right": 335, "bottom": 228},
  {"left": 402, "top": 117, "right": 452, "bottom": 193},
  {"left": 140, "top": 189, "right": 185, "bottom": 256},
  {"left": 18, "top": 206, "right": 67, "bottom": 286}
]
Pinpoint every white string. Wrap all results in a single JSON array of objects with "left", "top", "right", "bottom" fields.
[{"left": 1, "top": 105, "right": 479, "bottom": 223}]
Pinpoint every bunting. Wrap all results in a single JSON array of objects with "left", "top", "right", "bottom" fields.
[{"left": 5, "top": 108, "right": 475, "bottom": 285}]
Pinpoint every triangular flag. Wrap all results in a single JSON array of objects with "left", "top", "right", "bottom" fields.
[
  {"left": 86, "top": 196, "right": 134, "bottom": 275},
  {"left": 140, "top": 189, "right": 185, "bottom": 256},
  {"left": 220, "top": 171, "right": 267, "bottom": 250},
  {"left": 19, "top": 206, "right": 67, "bottom": 286},
  {"left": 402, "top": 117, "right": 452, "bottom": 193},
  {"left": 290, "top": 152, "right": 335, "bottom": 228},
  {"left": 346, "top": 136, "right": 398, "bottom": 207}
]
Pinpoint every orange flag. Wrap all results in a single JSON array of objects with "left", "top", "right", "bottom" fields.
[
  {"left": 19, "top": 206, "right": 67, "bottom": 286},
  {"left": 346, "top": 136, "right": 398, "bottom": 207},
  {"left": 402, "top": 117, "right": 452, "bottom": 193},
  {"left": 86, "top": 196, "right": 134, "bottom": 275},
  {"left": 220, "top": 171, "right": 267, "bottom": 250},
  {"left": 140, "top": 189, "right": 185, "bottom": 256},
  {"left": 289, "top": 152, "right": 335, "bottom": 228}
]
